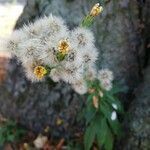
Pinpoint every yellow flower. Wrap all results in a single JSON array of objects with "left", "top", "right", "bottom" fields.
[
  {"left": 34, "top": 66, "right": 47, "bottom": 79},
  {"left": 92, "top": 96, "right": 99, "bottom": 109},
  {"left": 58, "top": 39, "right": 70, "bottom": 55},
  {"left": 90, "top": 3, "right": 103, "bottom": 17}
]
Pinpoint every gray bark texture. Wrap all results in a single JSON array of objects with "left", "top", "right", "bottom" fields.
[{"left": 0, "top": 0, "right": 149, "bottom": 149}]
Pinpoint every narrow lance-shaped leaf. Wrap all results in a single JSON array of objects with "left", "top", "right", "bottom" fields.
[
  {"left": 106, "top": 94, "right": 124, "bottom": 114},
  {"left": 84, "top": 122, "right": 96, "bottom": 150},
  {"left": 96, "top": 116, "right": 108, "bottom": 148},
  {"left": 100, "top": 101, "right": 122, "bottom": 136},
  {"left": 104, "top": 127, "right": 114, "bottom": 150}
]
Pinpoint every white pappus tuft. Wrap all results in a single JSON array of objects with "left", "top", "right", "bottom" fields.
[
  {"left": 81, "top": 46, "right": 98, "bottom": 67},
  {"left": 98, "top": 68, "right": 114, "bottom": 82},
  {"left": 72, "top": 79, "right": 88, "bottom": 95},
  {"left": 49, "top": 68, "right": 62, "bottom": 82},
  {"left": 17, "top": 38, "right": 45, "bottom": 63},
  {"left": 5, "top": 30, "right": 27, "bottom": 56},
  {"left": 100, "top": 79, "right": 112, "bottom": 91},
  {"left": 70, "top": 27, "right": 95, "bottom": 49},
  {"left": 61, "top": 66, "right": 83, "bottom": 84},
  {"left": 98, "top": 68, "right": 114, "bottom": 91}
]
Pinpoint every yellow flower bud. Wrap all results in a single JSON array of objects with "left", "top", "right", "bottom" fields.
[
  {"left": 92, "top": 96, "right": 99, "bottom": 109},
  {"left": 99, "top": 90, "right": 104, "bottom": 97},
  {"left": 58, "top": 39, "right": 70, "bottom": 55},
  {"left": 90, "top": 3, "right": 103, "bottom": 17},
  {"left": 33, "top": 66, "right": 47, "bottom": 79}
]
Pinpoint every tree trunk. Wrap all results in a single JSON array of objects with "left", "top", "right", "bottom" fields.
[{"left": 0, "top": 0, "right": 149, "bottom": 149}]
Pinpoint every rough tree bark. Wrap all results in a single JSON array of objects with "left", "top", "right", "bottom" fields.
[{"left": 0, "top": 0, "right": 149, "bottom": 149}]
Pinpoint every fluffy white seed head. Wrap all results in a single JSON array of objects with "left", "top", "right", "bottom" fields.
[
  {"left": 81, "top": 46, "right": 98, "bottom": 67},
  {"left": 72, "top": 79, "right": 88, "bottom": 95},
  {"left": 22, "top": 59, "right": 44, "bottom": 82},
  {"left": 41, "top": 44, "right": 58, "bottom": 66},
  {"left": 61, "top": 66, "right": 83, "bottom": 84},
  {"left": 85, "top": 65, "right": 97, "bottom": 80},
  {"left": 17, "top": 38, "right": 45, "bottom": 63},
  {"left": 23, "top": 23, "right": 42, "bottom": 39},
  {"left": 3, "top": 14, "right": 106, "bottom": 96},
  {"left": 49, "top": 68, "right": 61, "bottom": 82},
  {"left": 70, "top": 27, "right": 95, "bottom": 49},
  {"left": 100, "top": 79, "right": 112, "bottom": 91},
  {"left": 37, "top": 15, "right": 68, "bottom": 40},
  {"left": 5, "top": 30, "right": 27, "bottom": 56},
  {"left": 63, "top": 49, "right": 83, "bottom": 69},
  {"left": 98, "top": 69, "right": 114, "bottom": 82},
  {"left": 22, "top": 15, "right": 68, "bottom": 40}
]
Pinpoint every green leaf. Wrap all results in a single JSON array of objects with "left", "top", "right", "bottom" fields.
[
  {"left": 96, "top": 116, "right": 108, "bottom": 148},
  {"left": 0, "top": 136, "right": 5, "bottom": 145},
  {"left": 109, "top": 85, "right": 128, "bottom": 95},
  {"left": 85, "top": 107, "right": 97, "bottom": 125},
  {"left": 81, "top": 15, "right": 94, "bottom": 28},
  {"left": 7, "top": 134, "right": 15, "bottom": 142},
  {"left": 76, "top": 109, "right": 85, "bottom": 122},
  {"left": 67, "top": 142, "right": 84, "bottom": 150},
  {"left": 106, "top": 94, "right": 124, "bottom": 114},
  {"left": 56, "top": 52, "right": 66, "bottom": 61},
  {"left": 0, "top": 120, "right": 26, "bottom": 145},
  {"left": 84, "top": 94, "right": 98, "bottom": 125},
  {"left": 87, "top": 94, "right": 94, "bottom": 104},
  {"left": 108, "top": 118, "right": 122, "bottom": 136},
  {"left": 100, "top": 101, "right": 122, "bottom": 136},
  {"left": 84, "top": 122, "right": 96, "bottom": 150},
  {"left": 104, "top": 128, "right": 114, "bottom": 150},
  {"left": 94, "top": 116, "right": 115, "bottom": 150},
  {"left": 100, "top": 101, "right": 112, "bottom": 119}
]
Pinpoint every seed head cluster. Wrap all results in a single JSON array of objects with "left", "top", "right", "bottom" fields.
[{"left": 3, "top": 14, "right": 113, "bottom": 94}]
